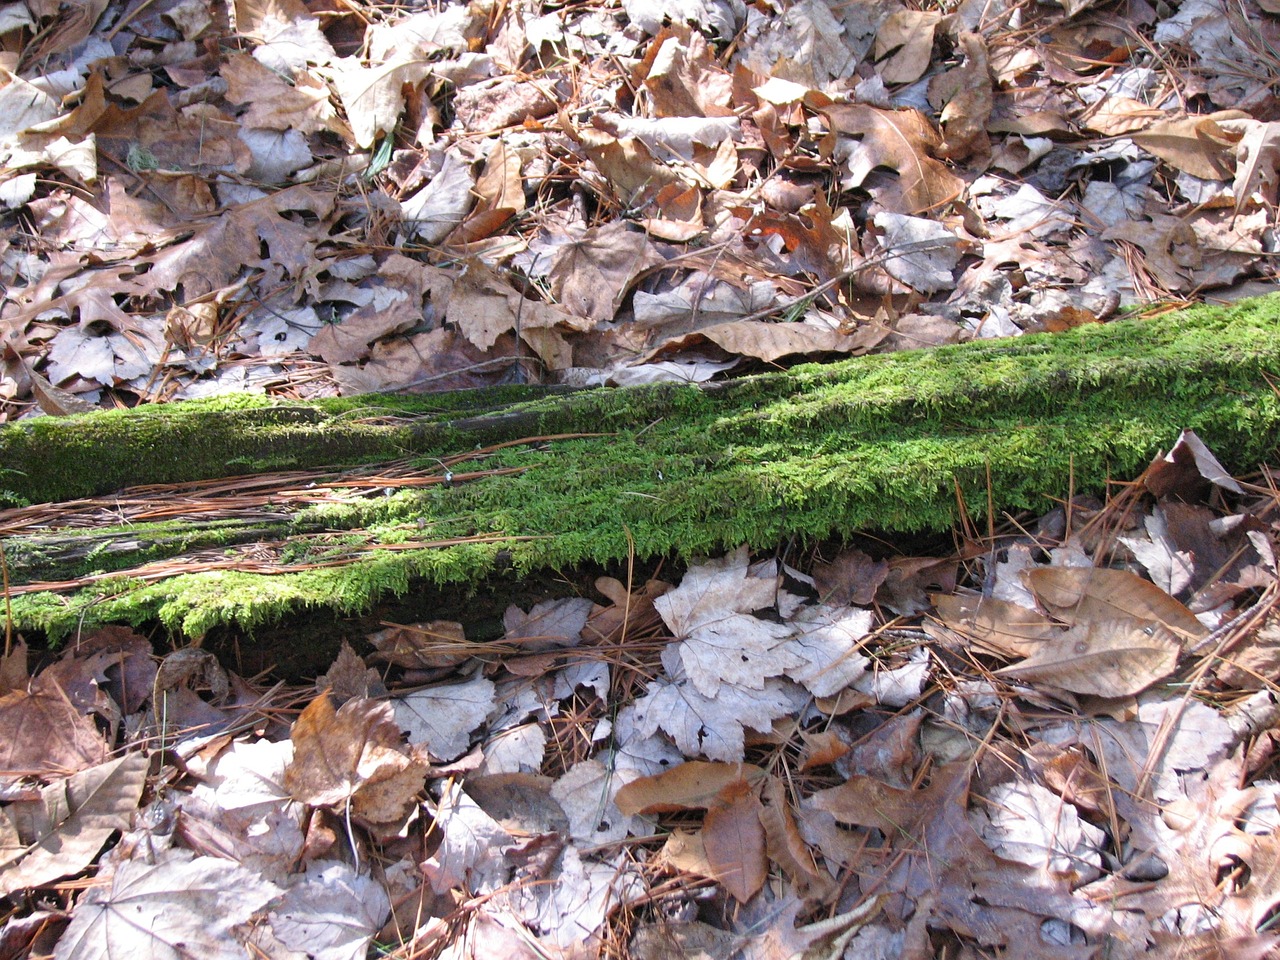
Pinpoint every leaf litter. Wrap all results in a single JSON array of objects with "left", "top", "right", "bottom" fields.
[
  {"left": 0, "top": 431, "right": 1276, "bottom": 958},
  {"left": 3, "top": 0, "right": 1280, "bottom": 407}
]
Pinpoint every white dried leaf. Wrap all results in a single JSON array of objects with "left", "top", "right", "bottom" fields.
[{"left": 393, "top": 676, "right": 496, "bottom": 761}]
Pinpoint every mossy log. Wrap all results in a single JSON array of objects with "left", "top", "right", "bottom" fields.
[{"left": 5, "top": 295, "right": 1280, "bottom": 640}]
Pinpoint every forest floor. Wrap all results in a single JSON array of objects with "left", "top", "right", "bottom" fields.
[{"left": 3, "top": 0, "right": 1280, "bottom": 957}]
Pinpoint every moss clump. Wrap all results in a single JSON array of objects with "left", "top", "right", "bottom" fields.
[{"left": 7, "top": 294, "right": 1280, "bottom": 639}]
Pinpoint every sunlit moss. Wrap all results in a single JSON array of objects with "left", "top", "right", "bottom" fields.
[{"left": 7, "top": 295, "right": 1280, "bottom": 640}]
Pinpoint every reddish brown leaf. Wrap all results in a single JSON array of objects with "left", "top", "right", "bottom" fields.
[
  {"left": 615, "top": 761, "right": 766, "bottom": 816},
  {"left": 702, "top": 779, "right": 767, "bottom": 904}
]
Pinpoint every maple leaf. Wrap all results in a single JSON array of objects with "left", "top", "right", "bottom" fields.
[
  {"left": 544, "top": 222, "right": 665, "bottom": 325},
  {"left": 284, "top": 695, "right": 424, "bottom": 827},
  {"left": 654, "top": 546, "right": 802, "bottom": 698},
  {"left": 393, "top": 674, "right": 496, "bottom": 762},
  {"left": 822, "top": 104, "right": 963, "bottom": 215},
  {"left": 0, "top": 753, "right": 149, "bottom": 897},
  {"left": 261, "top": 859, "right": 391, "bottom": 960},
  {"left": 631, "top": 648, "right": 800, "bottom": 762},
  {"left": 421, "top": 780, "right": 516, "bottom": 895},
  {"left": 782, "top": 603, "right": 872, "bottom": 697},
  {"left": 0, "top": 676, "right": 110, "bottom": 779},
  {"left": 52, "top": 850, "right": 281, "bottom": 960},
  {"left": 810, "top": 764, "right": 1112, "bottom": 953}
]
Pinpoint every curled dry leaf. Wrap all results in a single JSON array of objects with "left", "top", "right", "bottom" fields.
[
  {"left": 1022, "top": 566, "right": 1207, "bottom": 644},
  {"left": 996, "top": 619, "right": 1181, "bottom": 697},
  {"left": 284, "top": 695, "right": 424, "bottom": 825}
]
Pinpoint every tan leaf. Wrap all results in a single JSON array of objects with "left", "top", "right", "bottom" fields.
[
  {"left": 221, "top": 54, "right": 346, "bottom": 136},
  {"left": 702, "top": 779, "right": 767, "bottom": 903},
  {"left": 615, "top": 761, "right": 766, "bottom": 816},
  {"left": 995, "top": 618, "right": 1180, "bottom": 697},
  {"left": 797, "top": 729, "right": 850, "bottom": 770},
  {"left": 1131, "top": 111, "right": 1248, "bottom": 180},
  {"left": 50, "top": 849, "right": 281, "bottom": 960},
  {"left": 546, "top": 222, "right": 665, "bottom": 324},
  {"left": 1082, "top": 96, "right": 1163, "bottom": 137},
  {"left": 284, "top": 695, "right": 412, "bottom": 808},
  {"left": 1219, "top": 118, "right": 1280, "bottom": 214},
  {"left": 310, "top": 258, "right": 453, "bottom": 365},
  {"left": 874, "top": 10, "right": 942, "bottom": 85},
  {"left": 0, "top": 640, "right": 26, "bottom": 695},
  {"left": 316, "top": 642, "right": 386, "bottom": 703},
  {"left": 927, "top": 32, "right": 993, "bottom": 161},
  {"left": 813, "top": 549, "right": 889, "bottom": 607},
  {"left": 822, "top": 104, "right": 963, "bottom": 214},
  {"left": 1028, "top": 742, "right": 1116, "bottom": 820},
  {"left": 473, "top": 139, "right": 525, "bottom": 214},
  {"left": 931, "top": 592, "right": 1058, "bottom": 658},
  {"left": 656, "top": 828, "right": 714, "bottom": 877},
  {"left": 449, "top": 259, "right": 587, "bottom": 352},
  {"left": 0, "top": 752, "right": 149, "bottom": 896},
  {"left": 639, "top": 26, "right": 736, "bottom": 119},
  {"left": 330, "top": 56, "right": 432, "bottom": 149},
  {"left": 571, "top": 125, "right": 681, "bottom": 205},
  {"left": 1144, "top": 428, "right": 1243, "bottom": 499},
  {"left": 686, "top": 319, "right": 884, "bottom": 361},
  {"left": 367, "top": 620, "right": 469, "bottom": 669},
  {"left": 1022, "top": 566, "right": 1207, "bottom": 644}
]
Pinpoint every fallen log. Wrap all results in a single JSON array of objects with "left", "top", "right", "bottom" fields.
[{"left": 4, "top": 295, "right": 1280, "bottom": 640}]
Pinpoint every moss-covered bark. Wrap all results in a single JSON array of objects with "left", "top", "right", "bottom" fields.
[{"left": 6, "top": 295, "right": 1280, "bottom": 639}]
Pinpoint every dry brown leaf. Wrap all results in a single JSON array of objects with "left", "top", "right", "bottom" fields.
[
  {"left": 317, "top": 642, "right": 386, "bottom": 703},
  {"left": 545, "top": 222, "right": 665, "bottom": 325},
  {"left": 0, "top": 683, "right": 109, "bottom": 779},
  {"left": 797, "top": 729, "right": 850, "bottom": 769},
  {"left": 473, "top": 139, "right": 525, "bottom": 215},
  {"left": 284, "top": 694, "right": 421, "bottom": 816},
  {"left": 873, "top": 10, "right": 942, "bottom": 85},
  {"left": 1082, "top": 96, "right": 1164, "bottom": 136},
  {"left": 1027, "top": 742, "right": 1116, "bottom": 820},
  {"left": 931, "top": 592, "right": 1059, "bottom": 658},
  {"left": 1131, "top": 111, "right": 1248, "bottom": 180},
  {"left": 615, "top": 761, "right": 766, "bottom": 816},
  {"left": 1022, "top": 566, "right": 1207, "bottom": 644},
  {"left": 449, "top": 259, "right": 588, "bottom": 353},
  {"left": 702, "top": 778, "right": 767, "bottom": 904},
  {"left": 221, "top": 53, "right": 346, "bottom": 136},
  {"left": 0, "top": 752, "right": 148, "bottom": 896},
  {"left": 927, "top": 32, "right": 993, "bottom": 161},
  {"left": 367, "top": 620, "right": 470, "bottom": 669},
  {"left": 813, "top": 549, "right": 889, "bottom": 607},
  {"left": 638, "top": 25, "right": 736, "bottom": 119},
  {"left": 310, "top": 258, "right": 453, "bottom": 365},
  {"left": 1220, "top": 118, "right": 1280, "bottom": 213},
  {"left": 760, "top": 776, "right": 833, "bottom": 901},
  {"left": 822, "top": 104, "right": 963, "bottom": 214},
  {"left": 571, "top": 124, "right": 682, "bottom": 205},
  {"left": 1144, "top": 428, "right": 1243, "bottom": 499},
  {"left": 656, "top": 828, "right": 714, "bottom": 877},
  {"left": 0, "top": 640, "right": 26, "bottom": 695},
  {"left": 661, "top": 319, "right": 885, "bottom": 362},
  {"left": 995, "top": 618, "right": 1180, "bottom": 697}
]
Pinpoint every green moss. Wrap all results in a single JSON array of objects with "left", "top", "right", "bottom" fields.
[{"left": 8, "top": 295, "right": 1280, "bottom": 639}]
